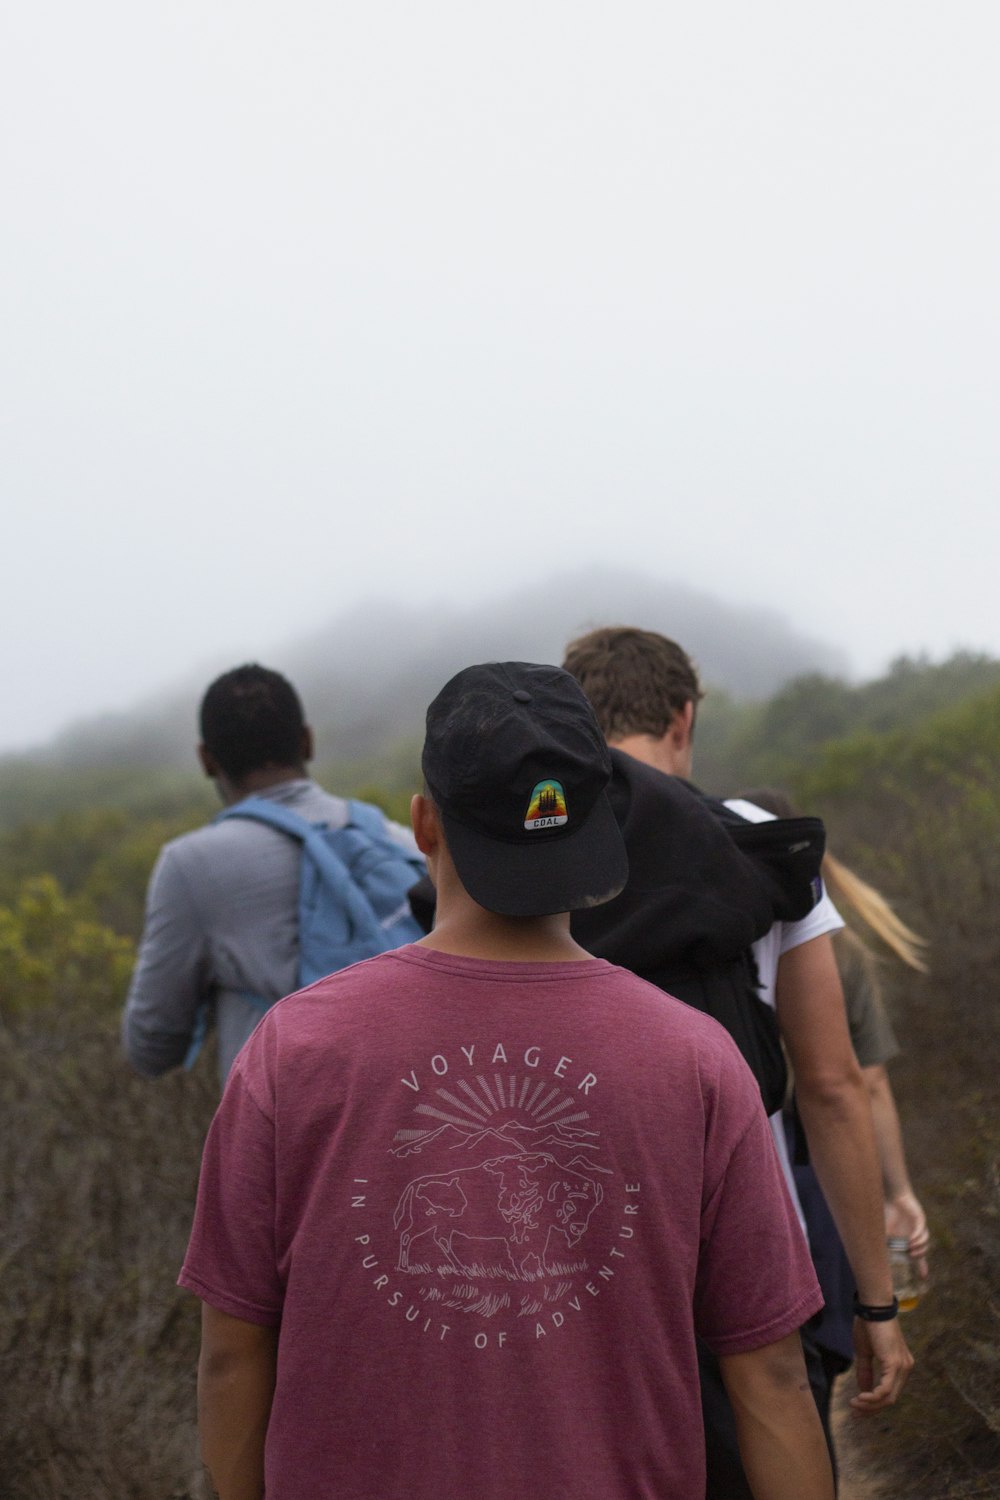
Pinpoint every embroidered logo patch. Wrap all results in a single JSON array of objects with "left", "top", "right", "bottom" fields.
[{"left": 524, "top": 779, "right": 568, "bottom": 830}]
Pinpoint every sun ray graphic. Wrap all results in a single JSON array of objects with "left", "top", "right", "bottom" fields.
[
  {"left": 435, "top": 1087, "right": 491, "bottom": 1123},
  {"left": 535, "top": 1095, "right": 580, "bottom": 1123},
  {"left": 415, "top": 1103, "right": 493, "bottom": 1130},
  {"left": 457, "top": 1078, "right": 493, "bottom": 1117},
  {"left": 530, "top": 1087, "right": 560, "bottom": 1118},
  {"left": 397, "top": 1074, "right": 593, "bottom": 1152},
  {"left": 476, "top": 1075, "right": 500, "bottom": 1112},
  {"left": 524, "top": 1079, "right": 547, "bottom": 1113}
]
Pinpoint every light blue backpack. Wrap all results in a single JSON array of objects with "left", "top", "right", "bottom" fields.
[{"left": 184, "top": 797, "right": 426, "bottom": 1066}]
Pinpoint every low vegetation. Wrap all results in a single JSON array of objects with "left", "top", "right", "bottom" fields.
[
  {"left": 1, "top": 657, "right": 998, "bottom": 1496},
  {"left": 1, "top": 992, "right": 217, "bottom": 1495},
  {"left": 797, "top": 687, "right": 1000, "bottom": 1498}
]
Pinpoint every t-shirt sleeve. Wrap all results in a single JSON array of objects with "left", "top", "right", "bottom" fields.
[
  {"left": 694, "top": 1051, "right": 822, "bottom": 1354},
  {"left": 178, "top": 1056, "right": 284, "bottom": 1325},
  {"left": 776, "top": 881, "right": 844, "bottom": 958}
]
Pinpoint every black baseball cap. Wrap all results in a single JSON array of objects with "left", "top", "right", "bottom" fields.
[{"left": 422, "top": 661, "right": 629, "bottom": 917}]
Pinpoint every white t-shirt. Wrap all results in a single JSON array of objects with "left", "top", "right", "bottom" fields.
[{"left": 724, "top": 798, "right": 845, "bottom": 1229}]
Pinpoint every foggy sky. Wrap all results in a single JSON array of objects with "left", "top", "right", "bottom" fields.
[{"left": 3, "top": 2, "right": 999, "bottom": 753}]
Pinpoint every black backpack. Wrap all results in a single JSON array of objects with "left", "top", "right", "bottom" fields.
[
  {"left": 570, "top": 753, "right": 825, "bottom": 1116},
  {"left": 637, "top": 951, "right": 787, "bottom": 1117}
]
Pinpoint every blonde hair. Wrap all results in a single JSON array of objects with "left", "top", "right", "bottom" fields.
[{"left": 820, "top": 852, "right": 928, "bottom": 973}]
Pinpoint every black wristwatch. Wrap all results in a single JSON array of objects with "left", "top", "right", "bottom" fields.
[{"left": 853, "top": 1293, "right": 900, "bottom": 1322}]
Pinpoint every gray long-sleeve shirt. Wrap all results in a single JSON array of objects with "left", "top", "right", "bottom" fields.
[{"left": 122, "top": 778, "right": 418, "bottom": 1083}]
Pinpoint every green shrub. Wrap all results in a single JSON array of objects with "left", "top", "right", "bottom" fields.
[{"left": 0, "top": 876, "right": 134, "bottom": 1021}]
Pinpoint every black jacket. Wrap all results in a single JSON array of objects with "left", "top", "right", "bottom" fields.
[{"left": 571, "top": 750, "right": 824, "bottom": 976}]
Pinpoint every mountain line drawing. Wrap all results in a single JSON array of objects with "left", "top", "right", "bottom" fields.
[{"left": 391, "top": 1118, "right": 608, "bottom": 1177}]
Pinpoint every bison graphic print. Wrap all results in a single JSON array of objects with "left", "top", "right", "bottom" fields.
[
  {"left": 392, "top": 1077, "right": 609, "bottom": 1296},
  {"left": 351, "top": 1032, "right": 640, "bottom": 1344},
  {"left": 394, "top": 1148, "right": 604, "bottom": 1282}
]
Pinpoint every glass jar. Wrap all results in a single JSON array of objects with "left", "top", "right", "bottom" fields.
[{"left": 887, "top": 1236, "right": 926, "bottom": 1311}]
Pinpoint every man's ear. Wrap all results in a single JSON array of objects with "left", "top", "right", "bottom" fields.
[
  {"left": 669, "top": 700, "right": 695, "bottom": 750},
  {"left": 410, "top": 794, "right": 442, "bottom": 857},
  {"left": 663, "top": 699, "right": 695, "bottom": 777},
  {"left": 197, "top": 744, "right": 220, "bottom": 780},
  {"left": 300, "top": 725, "right": 314, "bottom": 764}
]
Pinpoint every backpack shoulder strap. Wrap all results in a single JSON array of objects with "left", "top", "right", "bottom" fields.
[{"left": 216, "top": 795, "right": 317, "bottom": 842}]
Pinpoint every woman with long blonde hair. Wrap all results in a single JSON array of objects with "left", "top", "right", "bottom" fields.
[{"left": 741, "top": 788, "right": 929, "bottom": 1260}]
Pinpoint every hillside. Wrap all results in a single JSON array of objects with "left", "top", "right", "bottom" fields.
[
  {"left": 693, "top": 650, "right": 1000, "bottom": 793},
  {"left": 3, "top": 640, "right": 998, "bottom": 833},
  {"left": 8, "top": 567, "right": 845, "bottom": 775}
]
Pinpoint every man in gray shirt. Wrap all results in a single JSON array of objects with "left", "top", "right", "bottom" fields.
[{"left": 122, "top": 664, "right": 421, "bottom": 1084}]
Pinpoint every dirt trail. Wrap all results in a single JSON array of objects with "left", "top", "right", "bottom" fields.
[{"left": 832, "top": 1379, "right": 882, "bottom": 1500}]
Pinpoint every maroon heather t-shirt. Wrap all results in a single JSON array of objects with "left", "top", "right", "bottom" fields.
[{"left": 180, "top": 946, "right": 820, "bottom": 1500}]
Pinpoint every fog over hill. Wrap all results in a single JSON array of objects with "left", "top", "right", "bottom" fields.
[{"left": 23, "top": 569, "right": 847, "bottom": 770}]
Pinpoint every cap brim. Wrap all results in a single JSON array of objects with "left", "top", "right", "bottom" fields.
[{"left": 440, "top": 788, "right": 629, "bottom": 918}]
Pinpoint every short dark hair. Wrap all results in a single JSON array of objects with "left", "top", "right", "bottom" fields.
[
  {"left": 562, "top": 626, "right": 704, "bottom": 741},
  {"left": 199, "top": 664, "right": 306, "bottom": 780}
]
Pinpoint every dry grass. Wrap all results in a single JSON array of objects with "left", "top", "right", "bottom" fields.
[
  {"left": 0, "top": 1011, "right": 217, "bottom": 1499},
  {"left": 827, "top": 812, "right": 1000, "bottom": 1498}
]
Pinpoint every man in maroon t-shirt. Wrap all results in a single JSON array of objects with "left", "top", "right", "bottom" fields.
[{"left": 181, "top": 662, "right": 833, "bottom": 1500}]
